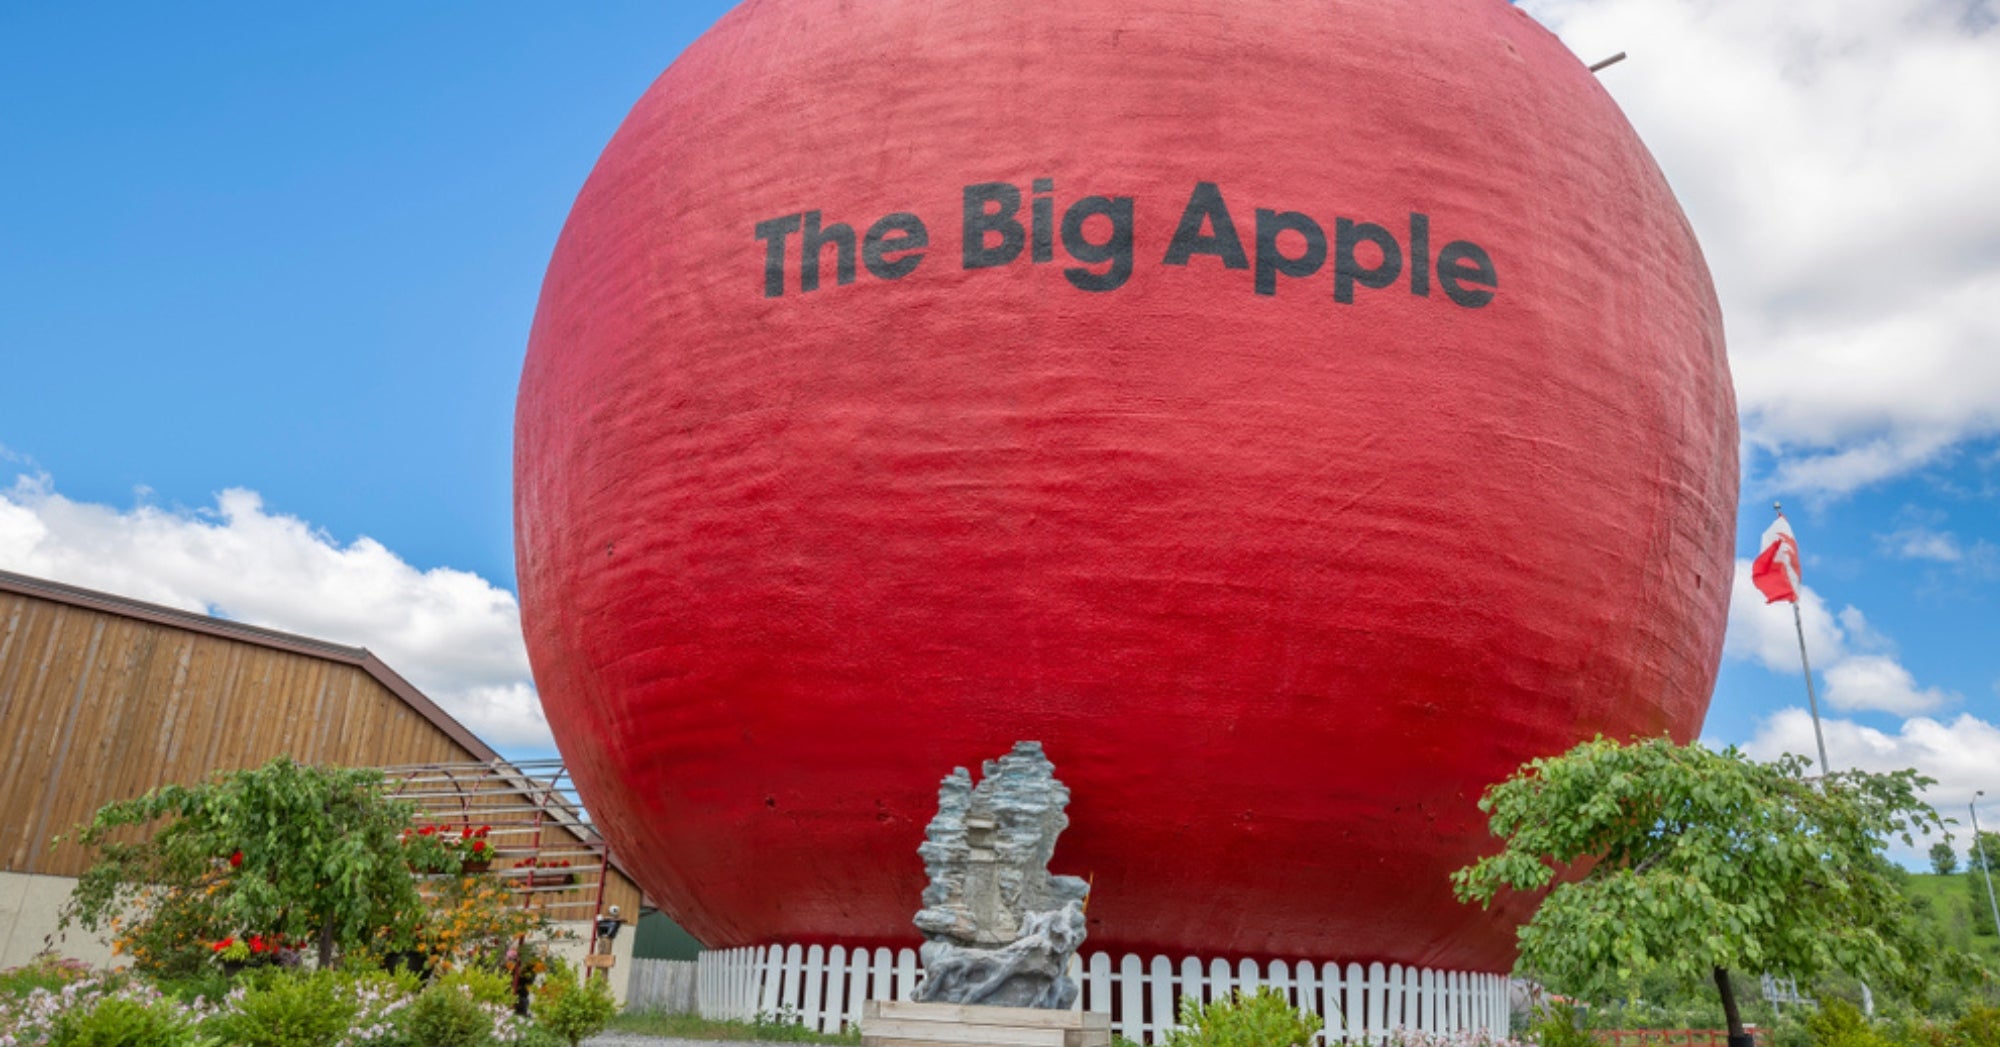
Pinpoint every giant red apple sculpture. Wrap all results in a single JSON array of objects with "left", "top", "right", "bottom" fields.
[{"left": 516, "top": 0, "right": 1736, "bottom": 970}]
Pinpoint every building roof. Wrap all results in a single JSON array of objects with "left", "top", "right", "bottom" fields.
[{"left": 0, "top": 567, "right": 500, "bottom": 763}]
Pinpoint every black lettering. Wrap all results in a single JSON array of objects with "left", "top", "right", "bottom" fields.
[
  {"left": 1409, "top": 213, "right": 1430, "bottom": 298},
  {"left": 1333, "top": 219, "right": 1403, "bottom": 304},
  {"left": 1060, "top": 196, "right": 1135, "bottom": 292},
  {"left": 1437, "top": 241, "right": 1497, "bottom": 307},
  {"left": 1254, "top": 209, "right": 1327, "bottom": 296},
  {"left": 863, "top": 213, "right": 929, "bottom": 280},
  {"left": 963, "top": 183, "right": 1025, "bottom": 269},
  {"left": 1032, "top": 178, "right": 1055, "bottom": 263},
  {"left": 754, "top": 214, "right": 803, "bottom": 298},
  {"left": 1163, "top": 182, "right": 1249, "bottom": 270},
  {"left": 801, "top": 211, "right": 857, "bottom": 293}
]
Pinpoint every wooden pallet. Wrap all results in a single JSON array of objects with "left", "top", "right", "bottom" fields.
[{"left": 861, "top": 1000, "right": 1113, "bottom": 1047}]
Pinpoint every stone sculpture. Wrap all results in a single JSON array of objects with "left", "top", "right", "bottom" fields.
[{"left": 912, "top": 741, "right": 1089, "bottom": 1009}]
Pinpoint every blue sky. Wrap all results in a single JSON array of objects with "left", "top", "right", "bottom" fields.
[{"left": 4, "top": 1, "right": 1998, "bottom": 851}]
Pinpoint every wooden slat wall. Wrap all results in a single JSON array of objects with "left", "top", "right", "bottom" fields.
[{"left": 0, "top": 588, "right": 644, "bottom": 916}]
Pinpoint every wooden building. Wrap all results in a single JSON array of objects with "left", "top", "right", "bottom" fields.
[{"left": 0, "top": 568, "right": 645, "bottom": 989}]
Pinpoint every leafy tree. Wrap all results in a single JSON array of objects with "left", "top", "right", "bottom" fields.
[
  {"left": 62, "top": 755, "right": 429, "bottom": 969},
  {"left": 1452, "top": 737, "right": 1978, "bottom": 1044},
  {"left": 1971, "top": 830, "right": 2000, "bottom": 874},
  {"left": 1972, "top": 871, "right": 2000, "bottom": 938},
  {"left": 1936, "top": 841, "right": 1963, "bottom": 875}
]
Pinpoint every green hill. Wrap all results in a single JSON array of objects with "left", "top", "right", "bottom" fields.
[{"left": 1900, "top": 870, "right": 2000, "bottom": 968}]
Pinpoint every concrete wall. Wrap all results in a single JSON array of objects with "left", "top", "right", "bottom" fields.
[{"left": 0, "top": 871, "right": 119, "bottom": 971}]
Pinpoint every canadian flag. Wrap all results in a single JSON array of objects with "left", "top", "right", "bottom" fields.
[{"left": 1751, "top": 513, "right": 1802, "bottom": 604}]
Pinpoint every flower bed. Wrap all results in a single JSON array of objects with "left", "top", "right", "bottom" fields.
[{"left": 0, "top": 961, "right": 615, "bottom": 1047}]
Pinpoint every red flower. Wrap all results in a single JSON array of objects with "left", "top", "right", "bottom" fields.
[
  {"left": 476, "top": 825, "right": 490, "bottom": 837},
  {"left": 211, "top": 936, "right": 235, "bottom": 953},
  {"left": 229, "top": 850, "right": 243, "bottom": 868},
  {"left": 461, "top": 827, "right": 473, "bottom": 839},
  {"left": 471, "top": 840, "right": 487, "bottom": 854},
  {"left": 418, "top": 826, "right": 435, "bottom": 836},
  {"left": 249, "top": 935, "right": 266, "bottom": 954}
]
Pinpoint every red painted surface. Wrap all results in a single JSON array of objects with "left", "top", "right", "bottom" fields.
[{"left": 515, "top": 0, "right": 1737, "bottom": 972}]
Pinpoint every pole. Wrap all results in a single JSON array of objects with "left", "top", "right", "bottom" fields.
[
  {"left": 1790, "top": 601, "right": 1831, "bottom": 777},
  {"left": 1973, "top": 793, "right": 2000, "bottom": 939},
  {"left": 1775, "top": 502, "right": 1831, "bottom": 777}
]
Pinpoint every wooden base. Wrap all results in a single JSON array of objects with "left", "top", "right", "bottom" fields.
[{"left": 860, "top": 1000, "right": 1112, "bottom": 1047}]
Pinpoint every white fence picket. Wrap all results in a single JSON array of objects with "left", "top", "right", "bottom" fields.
[
  {"left": 1266, "top": 960, "right": 1292, "bottom": 1011},
  {"left": 1086, "top": 952, "right": 1114, "bottom": 1015},
  {"left": 801, "top": 945, "right": 825, "bottom": 1031},
  {"left": 894, "top": 947, "right": 920, "bottom": 1001},
  {"left": 1149, "top": 954, "right": 1176, "bottom": 1042},
  {"left": 1119, "top": 954, "right": 1146, "bottom": 1043},
  {"left": 1208, "top": 957, "right": 1232, "bottom": 1004},
  {"left": 1180, "top": 956, "right": 1205, "bottom": 1011},
  {"left": 845, "top": 946, "right": 870, "bottom": 1031},
  {"left": 1293, "top": 959, "right": 1318, "bottom": 1022}
]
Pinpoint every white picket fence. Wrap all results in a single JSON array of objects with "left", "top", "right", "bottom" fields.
[{"left": 694, "top": 944, "right": 1511, "bottom": 1044}]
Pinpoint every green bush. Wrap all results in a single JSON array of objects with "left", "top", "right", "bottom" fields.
[
  {"left": 1806, "top": 999, "right": 1893, "bottom": 1047},
  {"left": 530, "top": 969, "right": 618, "bottom": 1047},
  {"left": 1955, "top": 1006, "right": 2000, "bottom": 1047},
  {"left": 439, "top": 965, "right": 515, "bottom": 1010},
  {"left": 1162, "top": 987, "right": 1322, "bottom": 1047},
  {"left": 152, "top": 968, "right": 234, "bottom": 1007},
  {"left": 1529, "top": 1001, "right": 1598, "bottom": 1047},
  {"left": 403, "top": 982, "right": 495, "bottom": 1047},
  {"left": 204, "top": 970, "right": 356, "bottom": 1047},
  {"left": 1763, "top": 1015, "right": 1815, "bottom": 1047},
  {"left": 47, "top": 994, "right": 199, "bottom": 1047}
]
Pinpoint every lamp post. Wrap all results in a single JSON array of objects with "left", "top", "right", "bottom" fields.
[{"left": 1973, "top": 792, "right": 2000, "bottom": 940}]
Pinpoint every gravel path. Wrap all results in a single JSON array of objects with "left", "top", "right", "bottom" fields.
[{"left": 584, "top": 1036, "right": 812, "bottom": 1047}]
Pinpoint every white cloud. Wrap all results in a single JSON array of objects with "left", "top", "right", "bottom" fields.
[
  {"left": 1746, "top": 707, "right": 2000, "bottom": 856},
  {"left": 1822, "top": 655, "right": 1953, "bottom": 716},
  {"left": 1521, "top": 0, "right": 2000, "bottom": 495},
  {"left": 1880, "top": 525, "right": 1965, "bottom": 563},
  {"left": 0, "top": 470, "right": 552, "bottom": 751},
  {"left": 1724, "top": 558, "right": 1958, "bottom": 714}
]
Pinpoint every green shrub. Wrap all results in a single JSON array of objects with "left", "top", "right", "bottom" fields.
[
  {"left": 338, "top": 964, "right": 423, "bottom": 1001},
  {"left": 1529, "top": 1001, "right": 1598, "bottom": 1047},
  {"left": 403, "top": 982, "right": 495, "bottom": 1047},
  {"left": 1162, "top": 987, "right": 1322, "bottom": 1047},
  {"left": 439, "top": 965, "right": 515, "bottom": 1009},
  {"left": 530, "top": 969, "right": 618, "bottom": 1047},
  {"left": 1806, "top": 999, "right": 1893, "bottom": 1047},
  {"left": 1955, "top": 1006, "right": 2000, "bottom": 1047},
  {"left": 1764, "top": 1014, "right": 1815, "bottom": 1047},
  {"left": 152, "top": 968, "right": 234, "bottom": 1007},
  {"left": 204, "top": 970, "right": 356, "bottom": 1047},
  {"left": 48, "top": 994, "right": 198, "bottom": 1047}
]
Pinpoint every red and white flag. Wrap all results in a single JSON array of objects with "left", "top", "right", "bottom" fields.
[{"left": 1751, "top": 513, "right": 1801, "bottom": 604}]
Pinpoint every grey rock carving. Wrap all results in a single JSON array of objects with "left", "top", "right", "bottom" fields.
[{"left": 912, "top": 741, "right": 1089, "bottom": 1009}]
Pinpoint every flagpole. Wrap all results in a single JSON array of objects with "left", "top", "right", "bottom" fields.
[{"left": 1775, "top": 500, "right": 1831, "bottom": 777}]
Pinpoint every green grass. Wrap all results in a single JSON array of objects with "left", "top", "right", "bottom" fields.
[
  {"left": 0, "top": 955, "right": 97, "bottom": 999},
  {"left": 609, "top": 1010, "right": 861, "bottom": 1044},
  {"left": 1902, "top": 872, "right": 2000, "bottom": 968}
]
